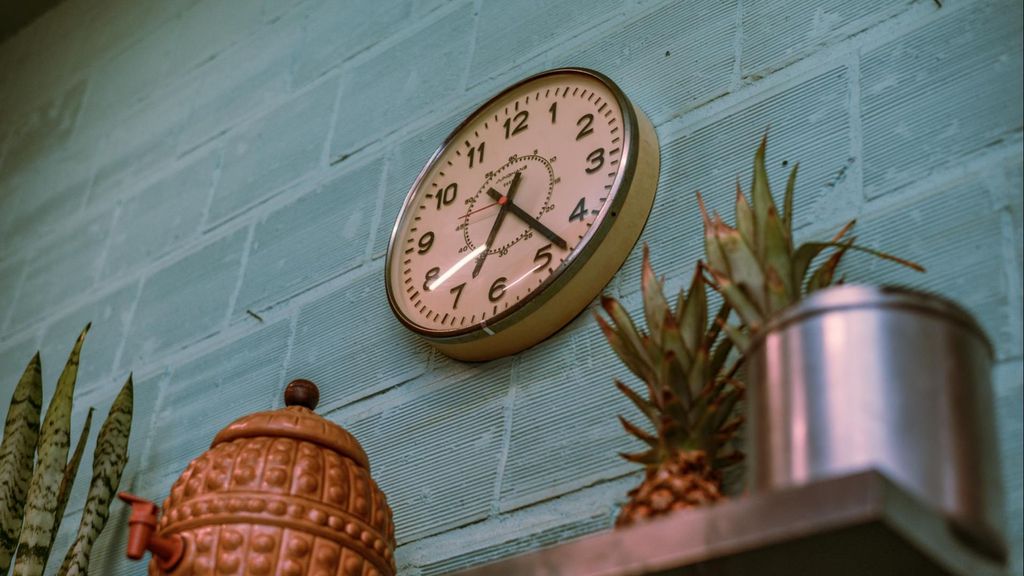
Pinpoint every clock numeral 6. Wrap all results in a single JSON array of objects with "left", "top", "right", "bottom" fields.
[
  {"left": 417, "top": 231, "right": 435, "bottom": 254},
  {"left": 423, "top": 266, "right": 441, "bottom": 291},
  {"left": 533, "top": 243, "right": 553, "bottom": 271},
  {"left": 503, "top": 110, "right": 528, "bottom": 139},
  {"left": 585, "top": 148, "right": 605, "bottom": 174},
  {"left": 436, "top": 183, "right": 457, "bottom": 210},
  {"left": 488, "top": 277, "right": 508, "bottom": 302}
]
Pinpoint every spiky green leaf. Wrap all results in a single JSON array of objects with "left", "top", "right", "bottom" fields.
[
  {"left": 677, "top": 264, "right": 707, "bottom": 358},
  {"left": 698, "top": 192, "right": 731, "bottom": 277},
  {"left": 57, "top": 376, "right": 133, "bottom": 576},
  {"left": 618, "top": 416, "right": 658, "bottom": 447},
  {"left": 13, "top": 324, "right": 89, "bottom": 576},
  {"left": 751, "top": 133, "right": 778, "bottom": 261},
  {"left": 806, "top": 239, "right": 852, "bottom": 293},
  {"left": 614, "top": 380, "right": 658, "bottom": 427},
  {"left": 50, "top": 409, "right": 93, "bottom": 554},
  {"left": 595, "top": 312, "right": 652, "bottom": 384},
  {"left": 619, "top": 449, "right": 661, "bottom": 466},
  {"left": 640, "top": 246, "right": 670, "bottom": 347},
  {"left": 762, "top": 206, "right": 793, "bottom": 310},
  {"left": 783, "top": 163, "right": 798, "bottom": 232},
  {"left": 715, "top": 221, "right": 768, "bottom": 314},
  {"left": 0, "top": 353, "right": 43, "bottom": 573},
  {"left": 734, "top": 180, "right": 756, "bottom": 253}
]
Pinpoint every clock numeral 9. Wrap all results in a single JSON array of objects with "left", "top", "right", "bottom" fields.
[
  {"left": 585, "top": 148, "right": 605, "bottom": 174},
  {"left": 503, "top": 110, "right": 528, "bottom": 139},
  {"left": 488, "top": 277, "right": 508, "bottom": 302},
  {"left": 417, "top": 231, "right": 434, "bottom": 254},
  {"left": 423, "top": 266, "right": 441, "bottom": 291},
  {"left": 436, "top": 183, "right": 457, "bottom": 210},
  {"left": 533, "top": 243, "right": 553, "bottom": 271},
  {"left": 576, "top": 114, "right": 594, "bottom": 140},
  {"left": 468, "top": 142, "right": 485, "bottom": 168}
]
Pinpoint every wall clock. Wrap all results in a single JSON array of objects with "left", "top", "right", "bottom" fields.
[{"left": 385, "top": 68, "right": 659, "bottom": 361}]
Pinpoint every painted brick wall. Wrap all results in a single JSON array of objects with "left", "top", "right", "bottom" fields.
[{"left": 0, "top": 0, "right": 1020, "bottom": 574}]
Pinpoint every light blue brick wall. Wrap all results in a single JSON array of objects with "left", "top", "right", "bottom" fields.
[{"left": 0, "top": 1, "right": 1020, "bottom": 575}]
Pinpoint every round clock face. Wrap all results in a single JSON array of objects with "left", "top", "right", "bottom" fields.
[{"left": 386, "top": 68, "right": 659, "bottom": 360}]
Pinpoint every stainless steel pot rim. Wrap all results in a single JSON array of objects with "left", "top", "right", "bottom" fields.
[{"left": 749, "top": 284, "right": 993, "bottom": 355}]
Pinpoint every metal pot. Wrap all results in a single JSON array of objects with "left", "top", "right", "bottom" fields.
[{"left": 746, "top": 285, "right": 1005, "bottom": 560}]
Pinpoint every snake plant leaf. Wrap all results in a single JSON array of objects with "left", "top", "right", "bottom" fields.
[
  {"left": 13, "top": 323, "right": 89, "bottom": 576},
  {"left": 57, "top": 375, "right": 133, "bottom": 576},
  {"left": 49, "top": 408, "right": 93, "bottom": 553},
  {"left": 0, "top": 353, "right": 43, "bottom": 574}
]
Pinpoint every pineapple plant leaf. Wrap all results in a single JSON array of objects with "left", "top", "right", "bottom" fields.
[
  {"left": 597, "top": 246, "right": 744, "bottom": 527},
  {"left": 699, "top": 133, "right": 924, "bottom": 343},
  {"left": 0, "top": 353, "right": 43, "bottom": 573}
]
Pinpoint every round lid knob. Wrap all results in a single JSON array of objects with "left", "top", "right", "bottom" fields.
[{"left": 284, "top": 379, "right": 320, "bottom": 410}]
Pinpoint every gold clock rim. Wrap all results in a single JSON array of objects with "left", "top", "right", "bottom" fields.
[{"left": 384, "top": 67, "right": 652, "bottom": 348}]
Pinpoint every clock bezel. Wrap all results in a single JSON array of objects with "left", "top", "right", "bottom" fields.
[{"left": 384, "top": 67, "right": 653, "bottom": 354}]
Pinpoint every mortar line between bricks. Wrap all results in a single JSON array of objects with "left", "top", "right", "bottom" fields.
[
  {"left": 729, "top": 0, "right": 744, "bottom": 93},
  {"left": 110, "top": 279, "right": 144, "bottom": 379},
  {"left": 223, "top": 222, "right": 257, "bottom": 326},
  {"left": 368, "top": 153, "right": 394, "bottom": 261},
  {"left": 198, "top": 145, "right": 227, "bottom": 231},
  {"left": 999, "top": 209, "right": 1023, "bottom": 359},
  {"left": 275, "top": 312, "right": 302, "bottom": 409},
  {"left": 91, "top": 200, "right": 121, "bottom": 284},
  {"left": 460, "top": 0, "right": 484, "bottom": 94},
  {"left": 846, "top": 47, "right": 866, "bottom": 206},
  {"left": 490, "top": 354, "right": 520, "bottom": 515}
]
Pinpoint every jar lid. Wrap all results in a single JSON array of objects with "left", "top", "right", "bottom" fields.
[{"left": 210, "top": 379, "right": 370, "bottom": 470}]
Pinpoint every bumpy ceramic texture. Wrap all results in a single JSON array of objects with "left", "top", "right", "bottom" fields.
[{"left": 153, "top": 404, "right": 395, "bottom": 576}]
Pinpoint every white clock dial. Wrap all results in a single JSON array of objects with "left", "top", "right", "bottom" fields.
[{"left": 385, "top": 69, "right": 659, "bottom": 361}]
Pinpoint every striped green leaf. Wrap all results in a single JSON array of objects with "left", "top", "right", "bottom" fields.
[
  {"left": 58, "top": 375, "right": 133, "bottom": 576},
  {"left": 50, "top": 408, "right": 93, "bottom": 553},
  {"left": 13, "top": 324, "right": 89, "bottom": 576},
  {"left": 0, "top": 353, "right": 43, "bottom": 573}
]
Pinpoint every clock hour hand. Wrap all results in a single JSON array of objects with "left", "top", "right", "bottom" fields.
[
  {"left": 486, "top": 188, "right": 568, "bottom": 250},
  {"left": 472, "top": 171, "right": 522, "bottom": 279}
]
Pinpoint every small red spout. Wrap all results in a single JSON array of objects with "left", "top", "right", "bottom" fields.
[{"left": 118, "top": 492, "right": 185, "bottom": 571}]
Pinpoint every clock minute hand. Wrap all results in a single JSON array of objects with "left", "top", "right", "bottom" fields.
[
  {"left": 486, "top": 189, "right": 568, "bottom": 250},
  {"left": 472, "top": 171, "right": 522, "bottom": 279}
]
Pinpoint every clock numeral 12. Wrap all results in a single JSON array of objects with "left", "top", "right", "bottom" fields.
[{"left": 503, "top": 111, "right": 528, "bottom": 139}]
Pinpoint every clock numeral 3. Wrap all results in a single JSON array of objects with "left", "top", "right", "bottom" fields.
[
  {"left": 576, "top": 114, "right": 594, "bottom": 140},
  {"left": 424, "top": 267, "right": 441, "bottom": 291},
  {"left": 418, "top": 231, "right": 435, "bottom": 254},
  {"left": 436, "top": 183, "right": 457, "bottom": 210},
  {"left": 503, "top": 111, "right": 528, "bottom": 139},
  {"left": 488, "top": 277, "right": 508, "bottom": 302},
  {"left": 585, "top": 148, "right": 605, "bottom": 174}
]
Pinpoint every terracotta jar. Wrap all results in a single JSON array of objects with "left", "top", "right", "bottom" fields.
[{"left": 120, "top": 380, "right": 396, "bottom": 576}]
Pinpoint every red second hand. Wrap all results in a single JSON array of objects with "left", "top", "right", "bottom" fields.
[{"left": 460, "top": 198, "right": 504, "bottom": 219}]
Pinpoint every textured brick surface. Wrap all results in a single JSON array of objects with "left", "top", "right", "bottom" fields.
[
  {"left": 471, "top": 0, "right": 620, "bottom": 83},
  {"left": 120, "top": 228, "right": 248, "bottom": 368},
  {"left": 38, "top": 282, "right": 138, "bottom": 392},
  {"left": 178, "top": 19, "right": 300, "bottom": 151},
  {"left": 619, "top": 67, "right": 852, "bottom": 295},
  {"left": 741, "top": 0, "right": 902, "bottom": 77},
  {"left": 103, "top": 150, "right": 220, "bottom": 278},
  {"left": 501, "top": 315, "right": 643, "bottom": 511},
  {"left": 861, "top": 1, "right": 1024, "bottom": 197},
  {"left": 554, "top": 0, "right": 736, "bottom": 123},
  {"left": 212, "top": 79, "right": 336, "bottom": 222},
  {"left": 235, "top": 158, "right": 384, "bottom": 314},
  {"left": 292, "top": 0, "right": 411, "bottom": 89},
  {"left": 0, "top": 1, "right": 1020, "bottom": 574},
  {"left": 8, "top": 211, "right": 111, "bottom": 330},
  {"left": 341, "top": 365, "right": 511, "bottom": 543},
  {"left": 143, "top": 319, "right": 290, "bottom": 482},
  {"left": 329, "top": 4, "right": 475, "bottom": 158},
  {"left": 286, "top": 271, "right": 431, "bottom": 410}
]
